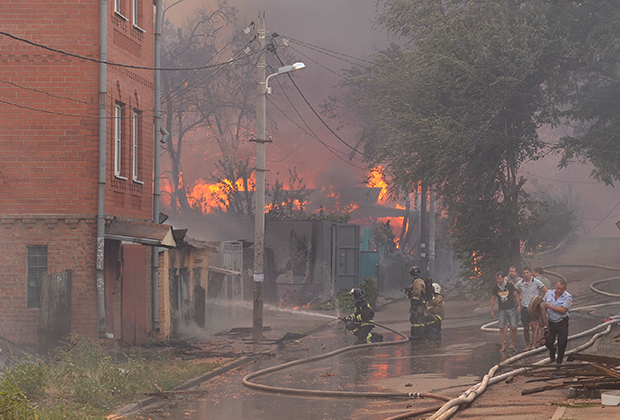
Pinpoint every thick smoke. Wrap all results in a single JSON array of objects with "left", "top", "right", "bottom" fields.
[{"left": 165, "top": 0, "right": 620, "bottom": 239}]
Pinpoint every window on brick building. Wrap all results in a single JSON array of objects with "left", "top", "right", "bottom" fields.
[
  {"left": 132, "top": 110, "right": 143, "bottom": 183},
  {"left": 27, "top": 245, "right": 47, "bottom": 308},
  {"left": 132, "top": 0, "right": 144, "bottom": 31},
  {"left": 114, "top": 103, "right": 127, "bottom": 179},
  {"left": 114, "top": 0, "right": 127, "bottom": 19}
]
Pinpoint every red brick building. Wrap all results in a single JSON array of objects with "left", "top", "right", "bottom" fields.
[{"left": 0, "top": 0, "right": 172, "bottom": 351}]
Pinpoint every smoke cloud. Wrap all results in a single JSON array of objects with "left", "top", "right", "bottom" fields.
[{"left": 165, "top": 0, "right": 620, "bottom": 239}]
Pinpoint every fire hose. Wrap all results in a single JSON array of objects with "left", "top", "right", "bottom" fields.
[
  {"left": 426, "top": 320, "right": 618, "bottom": 420},
  {"left": 242, "top": 264, "right": 620, "bottom": 419},
  {"left": 243, "top": 320, "right": 452, "bottom": 402},
  {"left": 422, "top": 263, "right": 620, "bottom": 420}
]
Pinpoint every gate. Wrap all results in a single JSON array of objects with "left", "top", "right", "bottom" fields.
[
  {"left": 38, "top": 269, "right": 71, "bottom": 355},
  {"left": 326, "top": 223, "right": 360, "bottom": 293}
]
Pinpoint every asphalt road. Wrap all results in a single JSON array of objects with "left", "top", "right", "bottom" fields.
[{"left": 121, "top": 236, "right": 620, "bottom": 420}]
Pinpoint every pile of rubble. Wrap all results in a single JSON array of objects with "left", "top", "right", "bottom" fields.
[{"left": 518, "top": 353, "right": 620, "bottom": 396}]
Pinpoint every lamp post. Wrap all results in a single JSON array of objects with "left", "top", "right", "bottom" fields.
[{"left": 252, "top": 15, "right": 305, "bottom": 340}]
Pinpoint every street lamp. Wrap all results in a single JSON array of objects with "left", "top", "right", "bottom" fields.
[
  {"left": 265, "top": 62, "right": 306, "bottom": 94},
  {"left": 252, "top": 15, "right": 305, "bottom": 340}
]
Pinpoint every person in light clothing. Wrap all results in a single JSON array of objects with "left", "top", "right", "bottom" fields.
[
  {"left": 543, "top": 279, "right": 572, "bottom": 364},
  {"left": 515, "top": 267, "right": 548, "bottom": 350}
]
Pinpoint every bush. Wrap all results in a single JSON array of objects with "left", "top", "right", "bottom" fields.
[
  {"left": 362, "top": 277, "right": 378, "bottom": 308},
  {"left": 0, "top": 369, "right": 37, "bottom": 420},
  {"left": 336, "top": 290, "right": 354, "bottom": 314},
  {"left": 0, "top": 334, "right": 228, "bottom": 419},
  {"left": 7, "top": 361, "right": 46, "bottom": 401}
]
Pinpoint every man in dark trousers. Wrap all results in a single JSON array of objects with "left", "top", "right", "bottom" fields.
[
  {"left": 543, "top": 279, "right": 572, "bottom": 364},
  {"left": 343, "top": 288, "right": 383, "bottom": 344},
  {"left": 405, "top": 266, "right": 427, "bottom": 341}
]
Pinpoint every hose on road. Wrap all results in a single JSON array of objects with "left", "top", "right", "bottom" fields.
[
  {"left": 424, "top": 263, "right": 620, "bottom": 420},
  {"left": 243, "top": 321, "right": 452, "bottom": 402}
]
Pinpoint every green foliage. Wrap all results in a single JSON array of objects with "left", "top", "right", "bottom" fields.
[
  {"left": 525, "top": 186, "right": 582, "bottom": 253},
  {"left": 0, "top": 369, "right": 38, "bottom": 420},
  {"left": 7, "top": 361, "right": 46, "bottom": 401},
  {"left": 362, "top": 277, "right": 378, "bottom": 309},
  {"left": 266, "top": 168, "right": 312, "bottom": 220},
  {"left": 336, "top": 290, "right": 355, "bottom": 313},
  {"left": 337, "top": 0, "right": 620, "bottom": 289},
  {"left": 0, "top": 335, "right": 227, "bottom": 419},
  {"left": 374, "top": 221, "right": 396, "bottom": 251}
]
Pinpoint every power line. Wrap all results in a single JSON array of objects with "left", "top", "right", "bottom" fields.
[
  {"left": 271, "top": 75, "right": 360, "bottom": 161},
  {"left": 289, "top": 45, "right": 348, "bottom": 80},
  {"left": 266, "top": 95, "right": 365, "bottom": 169},
  {"left": 273, "top": 50, "right": 367, "bottom": 159},
  {"left": 0, "top": 79, "right": 95, "bottom": 107},
  {"left": 578, "top": 199, "right": 620, "bottom": 237},
  {"left": 0, "top": 29, "right": 261, "bottom": 71},
  {"left": 282, "top": 35, "right": 373, "bottom": 65}
]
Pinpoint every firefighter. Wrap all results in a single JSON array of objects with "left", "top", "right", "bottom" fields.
[
  {"left": 343, "top": 288, "right": 383, "bottom": 344},
  {"left": 425, "top": 283, "right": 444, "bottom": 340},
  {"left": 405, "top": 266, "right": 427, "bottom": 341}
]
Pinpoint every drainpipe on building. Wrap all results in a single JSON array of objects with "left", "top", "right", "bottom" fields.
[
  {"left": 96, "top": 0, "right": 109, "bottom": 338},
  {"left": 151, "top": 0, "right": 164, "bottom": 334}
]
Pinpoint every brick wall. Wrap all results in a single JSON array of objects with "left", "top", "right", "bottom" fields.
[
  {"left": 0, "top": 1, "right": 155, "bottom": 219},
  {"left": 0, "top": 216, "right": 98, "bottom": 347},
  {"left": 0, "top": 1, "right": 158, "bottom": 347}
]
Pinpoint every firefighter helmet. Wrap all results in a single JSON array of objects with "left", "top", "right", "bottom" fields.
[
  {"left": 350, "top": 288, "right": 364, "bottom": 300},
  {"left": 409, "top": 266, "right": 421, "bottom": 277},
  {"left": 432, "top": 283, "right": 441, "bottom": 295}
]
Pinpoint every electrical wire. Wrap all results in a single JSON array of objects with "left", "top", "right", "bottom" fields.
[
  {"left": 273, "top": 50, "right": 367, "bottom": 159},
  {"left": 266, "top": 96, "right": 365, "bottom": 169},
  {"left": 283, "top": 36, "right": 373, "bottom": 66},
  {"left": 0, "top": 29, "right": 262, "bottom": 71}
]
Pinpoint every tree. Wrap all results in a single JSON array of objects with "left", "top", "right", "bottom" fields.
[
  {"left": 554, "top": 1, "right": 620, "bottom": 186},
  {"left": 524, "top": 186, "right": 582, "bottom": 253},
  {"left": 339, "top": 0, "right": 582, "bottom": 286},
  {"left": 160, "top": 1, "right": 256, "bottom": 214},
  {"left": 160, "top": 3, "right": 315, "bottom": 219}
]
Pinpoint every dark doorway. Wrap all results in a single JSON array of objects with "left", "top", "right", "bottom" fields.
[
  {"left": 121, "top": 245, "right": 148, "bottom": 346},
  {"left": 38, "top": 270, "right": 71, "bottom": 355}
]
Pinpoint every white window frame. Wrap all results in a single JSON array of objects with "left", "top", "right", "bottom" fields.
[
  {"left": 132, "top": 0, "right": 145, "bottom": 31},
  {"left": 132, "top": 110, "right": 143, "bottom": 183},
  {"left": 114, "top": 103, "right": 126, "bottom": 179},
  {"left": 115, "top": 0, "right": 128, "bottom": 20}
]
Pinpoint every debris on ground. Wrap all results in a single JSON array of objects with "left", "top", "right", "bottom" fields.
[{"left": 518, "top": 353, "right": 620, "bottom": 396}]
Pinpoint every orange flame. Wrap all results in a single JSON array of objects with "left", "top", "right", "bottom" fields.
[
  {"left": 367, "top": 166, "right": 389, "bottom": 205},
  {"left": 186, "top": 176, "right": 253, "bottom": 214}
]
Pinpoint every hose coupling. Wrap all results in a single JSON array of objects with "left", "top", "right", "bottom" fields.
[{"left": 408, "top": 392, "right": 423, "bottom": 399}]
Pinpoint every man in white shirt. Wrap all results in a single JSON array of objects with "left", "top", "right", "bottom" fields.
[{"left": 515, "top": 267, "right": 548, "bottom": 350}]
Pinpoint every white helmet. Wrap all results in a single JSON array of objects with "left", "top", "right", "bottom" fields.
[{"left": 432, "top": 283, "right": 441, "bottom": 294}]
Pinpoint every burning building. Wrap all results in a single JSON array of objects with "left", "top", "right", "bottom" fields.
[{"left": 0, "top": 1, "right": 173, "bottom": 352}]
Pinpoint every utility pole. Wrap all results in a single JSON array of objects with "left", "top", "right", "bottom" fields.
[
  {"left": 428, "top": 185, "right": 436, "bottom": 281},
  {"left": 252, "top": 14, "right": 267, "bottom": 341},
  {"left": 420, "top": 184, "right": 428, "bottom": 279}
]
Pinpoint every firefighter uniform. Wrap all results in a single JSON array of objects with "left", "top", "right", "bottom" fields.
[
  {"left": 407, "top": 267, "right": 427, "bottom": 341},
  {"left": 345, "top": 289, "right": 383, "bottom": 344},
  {"left": 425, "top": 283, "right": 444, "bottom": 340}
]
